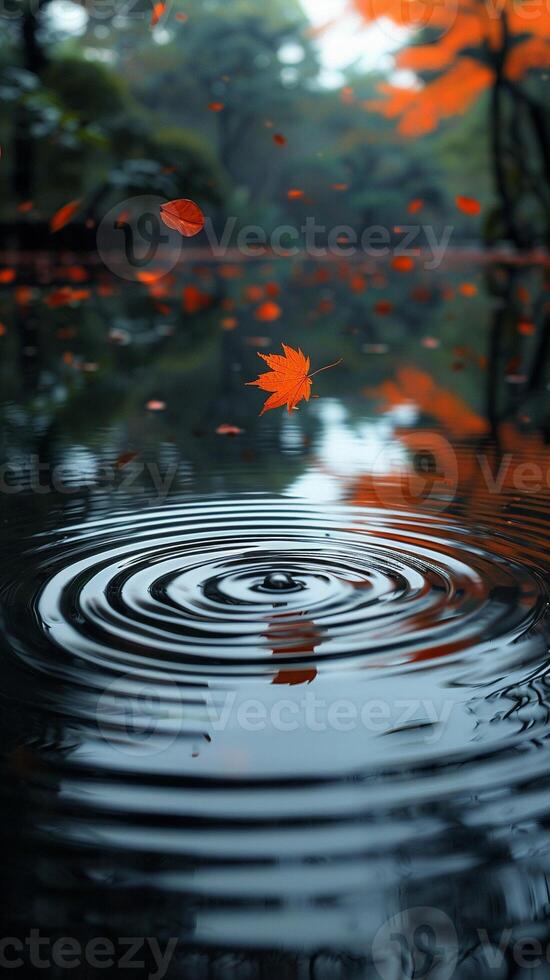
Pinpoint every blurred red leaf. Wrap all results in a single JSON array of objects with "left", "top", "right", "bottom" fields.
[
  {"left": 456, "top": 195, "right": 481, "bottom": 215},
  {"left": 255, "top": 301, "right": 282, "bottom": 322},
  {"left": 160, "top": 199, "right": 205, "bottom": 237},
  {"left": 50, "top": 200, "right": 81, "bottom": 233},
  {"left": 247, "top": 343, "right": 341, "bottom": 415}
]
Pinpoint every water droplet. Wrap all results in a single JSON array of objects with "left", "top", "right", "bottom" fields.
[{"left": 261, "top": 571, "right": 298, "bottom": 591}]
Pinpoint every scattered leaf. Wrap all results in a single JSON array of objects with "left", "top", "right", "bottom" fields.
[
  {"left": 50, "top": 199, "right": 81, "bottom": 233},
  {"left": 208, "top": 102, "right": 224, "bottom": 112},
  {"left": 160, "top": 199, "right": 205, "bottom": 237},
  {"left": 255, "top": 300, "right": 282, "bottom": 322},
  {"left": 391, "top": 256, "right": 414, "bottom": 272},
  {"left": 150, "top": 2, "right": 166, "bottom": 26},
  {"left": 247, "top": 343, "right": 341, "bottom": 415},
  {"left": 273, "top": 133, "right": 286, "bottom": 146},
  {"left": 216, "top": 424, "right": 243, "bottom": 436},
  {"left": 456, "top": 195, "right": 481, "bottom": 216},
  {"left": 407, "top": 199, "right": 424, "bottom": 214}
]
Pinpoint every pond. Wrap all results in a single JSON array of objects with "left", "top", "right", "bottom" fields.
[{"left": 0, "top": 253, "right": 549, "bottom": 978}]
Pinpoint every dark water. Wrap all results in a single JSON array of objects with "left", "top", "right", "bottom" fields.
[{"left": 1, "top": 255, "right": 549, "bottom": 978}]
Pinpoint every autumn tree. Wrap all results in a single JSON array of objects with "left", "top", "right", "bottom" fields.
[{"left": 353, "top": 0, "right": 550, "bottom": 245}]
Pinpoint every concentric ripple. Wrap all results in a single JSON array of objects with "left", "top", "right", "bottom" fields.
[{"left": 4, "top": 495, "right": 547, "bottom": 682}]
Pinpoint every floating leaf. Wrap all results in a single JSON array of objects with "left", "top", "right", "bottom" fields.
[
  {"left": 160, "top": 199, "right": 205, "bottom": 237},
  {"left": 456, "top": 195, "right": 481, "bottom": 215},
  {"left": 150, "top": 2, "right": 166, "bottom": 26},
  {"left": 255, "top": 301, "right": 281, "bottom": 322},
  {"left": 216, "top": 424, "right": 243, "bottom": 436},
  {"left": 391, "top": 256, "right": 414, "bottom": 272},
  {"left": 247, "top": 343, "right": 341, "bottom": 416},
  {"left": 50, "top": 199, "right": 81, "bottom": 233}
]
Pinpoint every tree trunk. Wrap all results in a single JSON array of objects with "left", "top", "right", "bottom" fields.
[{"left": 13, "top": 4, "right": 50, "bottom": 203}]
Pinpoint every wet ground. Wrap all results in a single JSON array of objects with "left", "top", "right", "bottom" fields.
[{"left": 0, "top": 253, "right": 549, "bottom": 978}]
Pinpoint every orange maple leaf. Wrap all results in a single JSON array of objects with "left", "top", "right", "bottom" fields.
[{"left": 247, "top": 343, "right": 341, "bottom": 415}]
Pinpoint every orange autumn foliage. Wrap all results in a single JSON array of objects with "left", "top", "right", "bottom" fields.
[
  {"left": 354, "top": 0, "right": 550, "bottom": 135},
  {"left": 247, "top": 344, "right": 341, "bottom": 416},
  {"left": 367, "top": 365, "right": 487, "bottom": 440}
]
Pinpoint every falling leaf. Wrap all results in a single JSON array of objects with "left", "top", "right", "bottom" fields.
[
  {"left": 136, "top": 270, "right": 164, "bottom": 284},
  {"left": 182, "top": 285, "right": 212, "bottom": 314},
  {"left": 391, "top": 256, "right": 414, "bottom": 272},
  {"left": 216, "top": 424, "right": 243, "bottom": 436},
  {"left": 244, "top": 284, "right": 264, "bottom": 302},
  {"left": 421, "top": 336, "right": 440, "bottom": 348},
  {"left": 459, "top": 282, "right": 477, "bottom": 297},
  {"left": 208, "top": 102, "right": 224, "bottom": 112},
  {"left": 247, "top": 343, "right": 341, "bottom": 415},
  {"left": 456, "top": 195, "right": 481, "bottom": 216},
  {"left": 146, "top": 400, "right": 166, "bottom": 411},
  {"left": 273, "top": 133, "right": 286, "bottom": 146},
  {"left": 255, "top": 300, "right": 282, "bottom": 322},
  {"left": 17, "top": 200, "right": 33, "bottom": 213},
  {"left": 150, "top": 2, "right": 166, "bottom": 26},
  {"left": 287, "top": 189, "right": 305, "bottom": 199},
  {"left": 407, "top": 198, "right": 424, "bottom": 214},
  {"left": 175, "top": 11, "right": 188, "bottom": 21},
  {"left": 221, "top": 317, "right": 238, "bottom": 330},
  {"left": 0, "top": 268, "right": 16, "bottom": 284},
  {"left": 374, "top": 299, "right": 393, "bottom": 315},
  {"left": 160, "top": 199, "right": 205, "bottom": 237},
  {"left": 331, "top": 183, "right": 349, "bottom": 191},
  {"left": 50, "top": 199, "right": 81, "bottom": 233},
  {"left": 0, "top": 323, "right": 6, "bottom": 336},
  {"left": 518, "top": 320, "right": 535, "bottom": 335}
]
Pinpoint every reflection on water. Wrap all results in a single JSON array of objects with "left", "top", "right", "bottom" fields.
[{"left": 0, "top": 256, "right": 549, "bottom": 977}]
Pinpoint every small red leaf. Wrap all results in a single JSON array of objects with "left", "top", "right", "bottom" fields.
[
  {"left": 216, "top": 424, "right": 243, "bottom": 436},
  {"left": 50, "top": 200, "right": 81, "bottom": 233},
  {"left": 456, "top": 195, "right": 481, "bottom": 216},
  {"left": 255, "top": 301, "right": 282, "bottom": 322},
  {"left": 151, "top": 2, "right": 166, "bottom": 27},
  {"left": 160, "top": 199, "right": 205, "bottom": 237}
]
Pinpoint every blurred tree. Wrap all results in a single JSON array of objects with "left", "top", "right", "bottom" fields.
[{"left": 353, "top": 0, "right": 550, "bottom": 245}]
